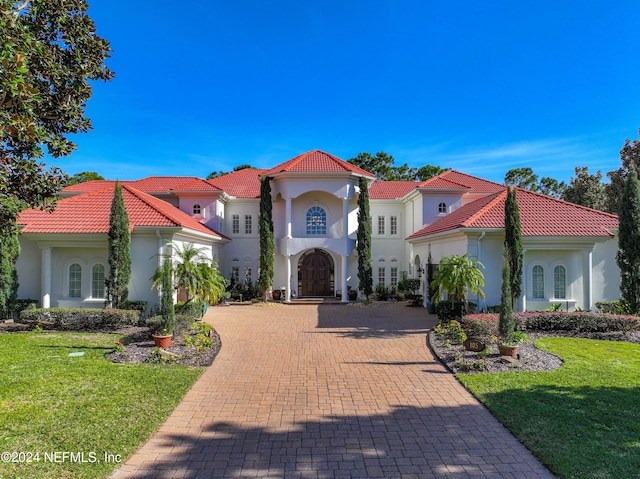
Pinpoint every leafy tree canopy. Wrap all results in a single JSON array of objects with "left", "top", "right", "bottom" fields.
[
  {"left": 504, "top": 168, "right": 566, "bottom": 199},
  {"left": 606, "top": 130, "right": 640, "bottom": 214},
  {"left": 1, "top": 0, "right": 113, "bottom": 236},
  {"left": 562, "top": 166, "right": 607, "bottom": 211},
  {"left": 69, "top": 171, "right": 105, "bottom": 185},
  {"left": 348, "top": 152, "right": 446, "bottom": 181}
]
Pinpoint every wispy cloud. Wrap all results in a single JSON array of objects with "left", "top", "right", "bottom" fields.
[{"left": 394, "top": 136, "right": 621, "bottom": 183}]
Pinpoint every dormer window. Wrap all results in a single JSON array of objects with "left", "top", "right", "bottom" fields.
[
  {"left": 438, "top": 202, "right": 447, "bottom": 214},
  {"left": 193, "top": 204, "right": 201, "bottom": 215}
]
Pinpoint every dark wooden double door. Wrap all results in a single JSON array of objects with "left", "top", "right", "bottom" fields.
[{"left": 301, "top": 251, "right": 332, "bottom": 297}]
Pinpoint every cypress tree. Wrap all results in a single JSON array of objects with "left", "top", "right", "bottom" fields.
[
  {"left": 257, "top": 177, "right": 274, "bottom": 299},
  {"left": 105, "top": 182, "right": 131, "bottom": 308},
  {"left": 160, "top": 257, "right": 175, "bottom": 334},
  {"left": 357, "top": 176, "right": 373, "bottom": 298},
  {"left": 499, "top": 249, "right": 516, "bottom": 340},
  {"left": 0, "top": 232, "right": 20, "bottom": 318},
  {"left": 504, "top": 187, "right": 523, "bottom": 308},
  {"left": 616, "top": 169, "right": 640, "bottom": 314}
]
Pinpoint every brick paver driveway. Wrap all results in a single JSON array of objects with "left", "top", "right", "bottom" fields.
[{"left": 113, "top": 303, "right": 554, "bottom": 478}]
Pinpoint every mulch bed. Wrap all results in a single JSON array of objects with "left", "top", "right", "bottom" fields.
[
  {"left": 105, "top": 325, "right": 221, "bottom": 367},
  {"left": 429, "top": 328, "right": 640, "bottom": 374}
]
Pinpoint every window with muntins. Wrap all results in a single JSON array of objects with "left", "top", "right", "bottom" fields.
[
  {"left": 532, "top": 265, "right": 544, "bottom": 299},
  {"left": 245, "top": 215, "right": 252, "bottom": 234},
  {"left": 69, "top": 263, "right": 81, "bottom": 298},
  {"left": 231, "top": 266, "right": 239, "bottom": 282},
  {"left": 306, "top": 206, "right": 327, "bottom": 235},
  {"left": 378, "top": 267, "right": 386, "bottom": 286},
  {"left": 390, "top": 216, "right": 398, "bottom": 235},
  {"left": 377, "top": 216, "right": 385, "bottom": 235},
  {"left": 390, "top": 267, "right": 398, "bottom": 286},
  {"left": 438, "top": 202, "right": 447, "bottom": 214},
  {"left": 244, "top": 266, "right": 252, "bottom": 282},
  {"left": 554, "top": 265, "right": 566, "bottom": 299},
  {"left": 92, "top": 264, "right": 105, "bottom": 298},
  {"left": 193, "top": 204, "right": 201, "bottom": 215},
  {"left": 232, "top": 215, "right": 239, "bottom": 234}
]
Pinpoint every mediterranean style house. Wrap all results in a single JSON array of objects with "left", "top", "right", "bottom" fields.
[{"left": 16, "top": 149, "right": 620, "bottom": 312}]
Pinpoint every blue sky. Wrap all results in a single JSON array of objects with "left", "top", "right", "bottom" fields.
[{"left": 57, "top": 0, "right": 640, "bottom": 184}]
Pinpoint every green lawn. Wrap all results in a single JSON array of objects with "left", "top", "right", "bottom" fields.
[
  {"left": 458, "top": 338, "right": 640, "bottom": 479},
  {"left": 0, "top": 331, "right": 203, "bottom": 479}
]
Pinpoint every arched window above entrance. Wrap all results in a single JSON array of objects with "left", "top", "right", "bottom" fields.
[{"left": 306, "top": 206, "right": 327, "bottom": 235}]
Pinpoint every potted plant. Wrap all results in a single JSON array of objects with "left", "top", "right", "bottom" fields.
[
  {"left": 498, "top": 331, "right": 529, "bottom": 357},
  {"left": 348, "top": 286, "right": 358, "bottom": 301},
  {"left": 152, "top": 257, "right": 175, "bottom": 348}
]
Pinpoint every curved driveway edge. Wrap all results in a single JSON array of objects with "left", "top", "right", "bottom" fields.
[{"left": 112, "top": 302, "right": 555, "bottom": 478}]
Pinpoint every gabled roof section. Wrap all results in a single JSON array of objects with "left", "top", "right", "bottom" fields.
[
  {"left": 130, "top": 176, "right": 201, "bottom": 193},
  {"left": 62, "top": 180, "right": 120, "bottom": 194},
  {"left": 208, "top": 168, "right": 266, "bottom": 198},
  {"left": 418, "top": 170, "right": 504, "bottom": 194},
  {"left": 19, "top": 184, "right": 227, "bottom": 239},
  {"left": 262, "top": 150, "right": 375, "bottom": 178},
  {"left": 408, "top": 188, "right": 618, "bottom": 240},
  {"left": 369, "top": 181, "right": 417, "bottom": 199}
]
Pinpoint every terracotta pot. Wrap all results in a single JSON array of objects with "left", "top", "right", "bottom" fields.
[
  {"left": 272, "top": 290, "right": 282, "bottom": 301},
  {"left": 152, "top": 334, "right": 172, "bottom": 349},
  {"left": 498, "top": 344, "right": 518, "bottom": 357}
]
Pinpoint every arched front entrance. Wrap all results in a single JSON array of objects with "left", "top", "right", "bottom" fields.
[{"left": 298, "top": 249, "right": 334, "bottom": 297}]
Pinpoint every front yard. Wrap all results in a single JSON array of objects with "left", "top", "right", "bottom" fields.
[{"left": 0, "top": 331, "right": 203, "bottom": 479}]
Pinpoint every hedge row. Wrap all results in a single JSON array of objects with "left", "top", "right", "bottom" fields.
[
  {"left": 463, "top": 311, "right": 640, "bottom": 338},
  {"left": 19, "top": 308, "right": 140, "bottom": 331}
]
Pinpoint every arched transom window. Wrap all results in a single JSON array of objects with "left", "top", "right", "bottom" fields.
[
  {"left": 69, "top": 263, "right": 82, "bottom": 298},
  {"left": 554, "top": 265, "right": 566, "bottom": 299},
  {"left": 306, "top": 206, "right": 326, "bottom": 235}
]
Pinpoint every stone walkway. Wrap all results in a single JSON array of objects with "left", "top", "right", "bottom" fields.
[{"left": 112, "top": 302, "right": 555, "bottom": 478}]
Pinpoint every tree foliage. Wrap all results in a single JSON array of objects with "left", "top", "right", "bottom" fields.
[
  {"left": 616, "top": 169, "right": 640, "bottom": 314},
  {"left": 151, "top": 242, "right": 227, "bottom": 306},
  {"left": 257, "top": 176, "right": 274, "bottom": 298},
  {"left": 105, "top": 182, "right": 130, "bottom": 308},
  {"left": 159, "top": 257, "right": 175, "bottom": 334},
  {"left": 606, "top": 130, "right": 640, "bottom": 214},
  {"left": 504, "top": 168, "right": 566, "bottom": 199},
  {"left": 430, "top": 254, "right": 485, "bottom": 308},
  {"left": 562, "top": 166, "right": 607, "bottom": 211},
  {"left": 356, "top": 176, "right": 372, "bottom": 298},
  {"left": 1, "top": 0, "right": 113, "bottom": 237},
  {"left": 504, "top": 187, "right": 522, "bottom": 307},
  {"left": 69, "top": 171, "right": 104, "bottom": 185},
  {"left": 498, "top": 249, "right": 516, "bottom": 339},
  {"left": 0, "top": 232, "right": 20, "bottom": 318},
  {"left": 348, "top": 152, "right": 445, "bottom": 181}
]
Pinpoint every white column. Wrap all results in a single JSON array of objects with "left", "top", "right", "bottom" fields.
[
  {"left": 285, "top": 197, "right": 292, "bottom": 238},
  {"left": 41, "top": 247, "right": 52, "bottom": 309},
  {"left": 286, "top": 255, "right": 292, "bottom": 302},
  {"left": 585, "top": 249, "right": 593, "bottom": 310},
  {"left": 521, "top": 248, "right": 527, "bottom": 312},
  {"left": 342, "top": 197, "right": 349, "bottom": 302}
]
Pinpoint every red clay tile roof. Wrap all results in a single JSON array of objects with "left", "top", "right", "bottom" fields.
[
  {"left": 408, "top": 188, "right": 618, "bottom": 239},
  {"left": 62, "top": 177, "right": 204, "bottom": 195},
  {"left": 169, "top": 178, "right": 223, "bottom": 193},
  {"left": 19, "top": 184, "right": 227, "bottom": 239},
  {"left": 208, "top": 168, "right": 266, "bottom": 198},
  {"left": 419, "top": 170, "right": 504, "bottom": 193},
  {"left": 262, "top": 150, "right": 375, "bottom": 177},
  {"left": 62, "top": 180, "right": 120, "bottom": 194},
  {"left": 369, "top": 181, "right": 417, "bottom": 199}
]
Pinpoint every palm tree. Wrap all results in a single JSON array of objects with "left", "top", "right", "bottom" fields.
[
  {"left": 430, "top": 254, "right": 485, "bottom": 310},
  {"left": 151, "top": 242, "right": 227, "bottom": 306}
]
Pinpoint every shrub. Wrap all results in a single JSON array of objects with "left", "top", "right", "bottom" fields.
[
  {"left": 464, "top": 314, "right": 499, "bottom": 338},
  {"left": 120, "top": 300, "right": 148, "bottom": 316},
  {"left": 464, "top": 311, "right": 640, "bottom": 334},
  {"left": 147, "top": 314, "right": 195, "bottom": 336},
  {"left": 436, "top": 301, "right": 477, "bottom": 321},
  {"left": 176, "top": 301, "right": 205, "bottom": 317},
  {"left": 595, "top": 300, "right": 625, "bottom": 315},
  {"left": 14, "top": 299, "right": 38, "bottom": 313},
  {"left": 19, "top": 308, "right": 139, "bottom": 331}
]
